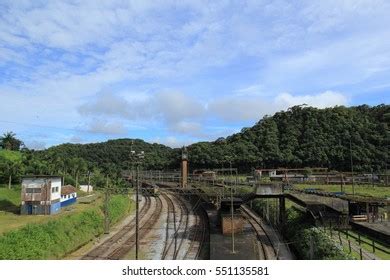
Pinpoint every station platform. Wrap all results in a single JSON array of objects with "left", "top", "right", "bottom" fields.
[
  {"left": 207, "top": 209, "right": 258, "bottom": 260},
  {"left": 350, "top": 221, "right": 390, "bottom": 246}
]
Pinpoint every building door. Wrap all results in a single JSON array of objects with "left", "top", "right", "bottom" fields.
[{"left": 27, "top": 204, "right": 33, "bottom": 215}]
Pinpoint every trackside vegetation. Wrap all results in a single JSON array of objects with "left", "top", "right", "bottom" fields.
[
  {"left": 283, "top": 208, "right": 352, "bottom": 260},
  {"left": 0, "top": 195, "right": 131, "bottom": 260},
  {"left": 251, "top": 200, "right": 352, "bottom": 259}
]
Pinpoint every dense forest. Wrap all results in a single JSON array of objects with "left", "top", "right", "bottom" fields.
[
  {"left": 188, "top": 104, "right": 389, "bottom": 172},
  {"left": 38, "top": 139, "right": 177, "bottom": 171},
  {"left": 1, "top": 104, "right": 389, "bottom": 187}
]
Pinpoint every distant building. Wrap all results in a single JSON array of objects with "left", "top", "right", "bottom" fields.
[
  {"left": 79, "top": 184, "right": 93, "bottom": 193},
  {"left": 60, "top": 185, "right": 77, "bottom": 207},
  {"left": 21, "top": 176, "right": 62, "bottom": 215},
  {"left": 202, "top": 171, "right": 216, "bottom": 179}
]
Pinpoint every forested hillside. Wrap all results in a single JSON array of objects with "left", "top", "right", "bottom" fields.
[
  {"left": 188, "top": 105, "right": 389, "bottom": 172},
  {"left": 35, "top": 104, "right": 389, "bottom": 173},
  {"left": 36, "top": 139, "right": 177, "bottom": 171}
]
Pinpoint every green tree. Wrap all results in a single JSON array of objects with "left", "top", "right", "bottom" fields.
[
  {"left": 0, "top": 131, "right": 23, "bottom": 151},
  {"left": 68, "top": 158, "right": 88, "bottom": 188},
  {"left": 0, "top": 158, "right": 23, "bottom": 188}
]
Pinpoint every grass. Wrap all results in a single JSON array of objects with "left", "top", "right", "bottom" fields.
[
  {"left": 0, "top": 186, "right": 102, "bottom": 236},
  {"left": 0, "top": 185, "right": 21, "bottom": 205},
  {"left": 0, "top": 191, "right": 133, "bottom": 259},
  {"left": 0, "top": 150, "right": 22, "bottom": 162},
  {"left": 337, "top": 229, "right": 390, "bottom": 260},
  {"left": 294, "top": 184, "right": 390, "bottom": 199},
  {"left": 341, "top": 243, "right": 359, "bottom": 260}
]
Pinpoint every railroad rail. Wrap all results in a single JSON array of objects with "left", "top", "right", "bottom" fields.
[
  {"left": 81, "top": 195, "right": 163, "bottom": 260},
  {"left": 107, "top": 195, "right": 163, "bottom": 259},
  {"left": 240, "top": 205, "right": 277, "bottom": 260},
  {"left": 161, "top": 192, "right": 189, "bottom": 259},
  {"left": 82, "top": 187, "right": 208, "bottom": 260},
  {"left": 159, "top": 189, "right": 207, "bottom": 260},
  {"left": 184, "top": 196, "right": 207, "bottom": 260}
]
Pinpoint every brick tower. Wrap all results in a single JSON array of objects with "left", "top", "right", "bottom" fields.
[{"left": 181, "top": 146, "right": 188, "bottom": 188}]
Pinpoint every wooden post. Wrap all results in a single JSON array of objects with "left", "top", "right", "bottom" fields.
[
  {"left": 358, "top": 234, "right": 361, "bottom": 245},
  {"left": 348, "top": 240, "right": 352, "bottom": 253},
  {"left": 372, "top": 240, "right": 375, "bottom": 253},
  {"left": 359, "top": 248, "right": 363, "bottom": 260},
  {"left": 338, "top": 231, "right": 342, "bottom": 245}
]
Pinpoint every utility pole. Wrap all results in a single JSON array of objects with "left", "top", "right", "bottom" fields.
[
  {"left": 229, "top": 158, "right": 235, "bottom": 254},
  {"left": 349, "top": 136, "right": 355, "bottom": 196},
  {"left": 87, "top": 170, "right": 91, "bottom": 193},
  {"left": 135, "top": 162, "right": 139, "bottom": 260},
  {"left": 103, "top": 174, "right": 110, "bottom": 234},
  {"left": 230, "top": 183, "right": 235, "bottom": 254},
  {"left": 131, "top": 147, "right": 144, "bottom": 260}
]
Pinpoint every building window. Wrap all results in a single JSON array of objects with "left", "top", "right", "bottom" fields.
[{"left": 26, "top": 188, "right": 41, "bottom": 194}]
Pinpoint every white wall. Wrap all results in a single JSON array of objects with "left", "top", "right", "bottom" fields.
[
  {"left": 80, "top": 185, "right": 93, "bottom": 193},
  {"left": 22, "top": 177, "right": 62, "bottom": 202},
  {"left": 50, "top": 178, "right": 62, "bottom": 201}
]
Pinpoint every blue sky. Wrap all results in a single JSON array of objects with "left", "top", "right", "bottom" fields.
[{"left": 0, "top": 0, "right": 389, "bottom": 149}]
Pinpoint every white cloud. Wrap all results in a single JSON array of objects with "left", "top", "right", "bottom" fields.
[
  {"left": 78, "top": 92, "right": 136, "bottom": 119},
  {"left": 170, "top": 121, "right": 202, "bottom": 134},
  {"left": 69, "top": 136, "right": 83, "bottom": 143},
  {"left": 155, "top": 91, "right": 205, "bottom": 124},
  {"left": 84, "top": 120, "right": 127, "bottom": 135},
  {"left": 275, "top": 91, "right": 348, "bottom": 108},
  {"left": 151, "top": 136, "right": 191, "bottom": 148},
  {"left": 25, "top": 140, "right": 46, "bottom": 150},
  {"left": 209, "top": 91, "right": 348, "bottom": 122},
  {"left": 208, "top": 97, "right": 275, "bottom": 122},
  {"left": 78, "top": 91, "right": 206, "bottom": 135}
]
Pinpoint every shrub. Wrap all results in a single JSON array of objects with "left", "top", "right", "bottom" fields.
[{"left": 284, "top": 208, "right": 352, "bottom": 259}]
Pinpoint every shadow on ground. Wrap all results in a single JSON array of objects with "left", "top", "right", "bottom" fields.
[{"left": 0, "top": 199, "right": 20, "bottom": 214}]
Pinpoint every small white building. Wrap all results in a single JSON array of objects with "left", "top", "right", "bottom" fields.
[
  {"left": 79, "top": 185, "right": 93, "bottom": 193},
  {"left": 21, "top": 176, "right": 62, "bottom": 215},
  {"left": 60, "top": 185, "right": 77, "bottom": 207}
]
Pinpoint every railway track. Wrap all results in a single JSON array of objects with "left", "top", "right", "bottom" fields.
[
  {"left": 240, "top": 205, "right": 277, "bottom": 260},
  {"left": 161, "top": 192, "right": 189, "bottom": 260},
  {"left": 82, "top": 187, "right": 207, "bottom": 260},
  {"left": 82, "top": 195, "right": 162, "bottom": 260},
  {"left": 159, "top": 190, "right": 207, "bottom": 260},
  {"left": 107, "top": 195, "right": 163, "bottom": 259},
  {"left": 184, "top": 197, "right": 207, "bottom": 260}
]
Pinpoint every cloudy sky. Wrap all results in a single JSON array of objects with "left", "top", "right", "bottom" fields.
[{"left": 0, "top": 0, "right": 389, "bottom": 149}]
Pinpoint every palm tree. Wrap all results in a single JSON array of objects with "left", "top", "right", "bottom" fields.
[
  {"left": 53, "top": 157, "right": 65, "bottom": 175},
  {"left": 68, "top": 158, "right": 88, "bottom": 187},
  {"left": 75, "top": 158, "right": 88, "bottom": 188},
  {"left": 0, "top": 131, "right": 23, "bottom": 151},
  {"left": 0, "top": 159, "right": 22, "bottom": 189}
]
